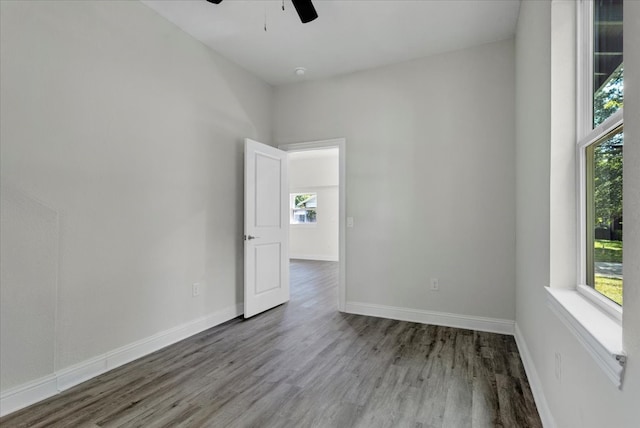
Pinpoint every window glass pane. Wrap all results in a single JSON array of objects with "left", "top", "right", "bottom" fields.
[
  {"left": 290, "top": 193, "right": 317, "bottom": 224},
  {"left": 593, "top": 0, "right": 623, "bottom": 127},
  {"left": 586, "top": 128, "right": 623, "bottom": 305}
]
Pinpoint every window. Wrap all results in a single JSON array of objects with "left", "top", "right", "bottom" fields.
[
  {"left": 545, "top": 0, "right": 625, "bottom": 388},
  {"left": 578, "top": 0, "right": 623, "bottom": 307},
  {"left": 290, "top": 193, "right": 317, "bottom": 224}
]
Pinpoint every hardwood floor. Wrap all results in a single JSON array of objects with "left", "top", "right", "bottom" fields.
[{"left": 1, "top": 260, "right": 542, "bottom": 428}]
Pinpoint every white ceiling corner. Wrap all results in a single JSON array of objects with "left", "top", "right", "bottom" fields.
[{"left": 141, "top": 0, "right": 521, "bottom": 86}]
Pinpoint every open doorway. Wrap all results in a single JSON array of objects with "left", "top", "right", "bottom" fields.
[
  {"left": 279, "top": 139, "right": 346, "bottom": 311},
  {"left": 288, "top": 148, "right": 338, "bottom": 262}
]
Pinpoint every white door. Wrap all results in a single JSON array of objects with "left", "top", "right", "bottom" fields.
[{"left": 244, "top": 138, "right": 289, "bottom": 318}]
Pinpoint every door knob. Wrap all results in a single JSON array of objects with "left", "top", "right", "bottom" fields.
[{"left": 245, "top": 235, "right": 260, "bottom": 240}]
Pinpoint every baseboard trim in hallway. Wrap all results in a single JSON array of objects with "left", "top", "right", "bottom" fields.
[{"left": 345, "top": 301, "right": 515, "bottom": 335}]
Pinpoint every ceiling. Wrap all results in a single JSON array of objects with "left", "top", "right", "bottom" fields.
[{"left": 142, "top": 0, "right": 521, "bottom": 86}]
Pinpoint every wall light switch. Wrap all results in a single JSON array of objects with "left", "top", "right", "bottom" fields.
[{"left": 346, "top": 217, "right": 354, "bottom": 228}]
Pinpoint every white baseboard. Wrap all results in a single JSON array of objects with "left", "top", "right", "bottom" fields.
[
  {"left": 0, "top": 375, "right": 58, "bottom": 418},
  {"left": 0, "top": 303, "right": 243, "bottom": 417},
  {"left": 344, "top": 301, "right": 515, "bottom": 335},
  {"left": 1, "top": 304, "right": 553, "bottom": 426},
  {"left": 514, "top": 323, "right": 556, "bottom": 428},
  {"left": 290, "top": 254, "right": 338, "bottom": 262}
]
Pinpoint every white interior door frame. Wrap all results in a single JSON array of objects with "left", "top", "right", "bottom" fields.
[{"left": 279, "top": 138, "right": 346, "bottom": 312}]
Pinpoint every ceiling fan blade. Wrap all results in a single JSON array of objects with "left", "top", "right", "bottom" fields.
[
  {"left": 205, "top": 0, "right": 318, "bottom": 24},
  {"left": 291, "top": 0, "right": 318, "bottom": 23}
]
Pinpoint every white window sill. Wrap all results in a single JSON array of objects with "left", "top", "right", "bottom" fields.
[{"left": 545, "top": 287, "right": 626, "bottom": 388}]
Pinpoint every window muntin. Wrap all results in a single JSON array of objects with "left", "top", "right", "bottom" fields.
[{"left": 290, "top": 193, "right": 317, "bottom": 224}]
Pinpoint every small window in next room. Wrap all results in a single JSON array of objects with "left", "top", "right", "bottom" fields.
[
  {"left": 290, "top": 193, "right": 317, "bottom": 224},
  {"left": 579, "top": 0, "right": 623, "bottom": 306}
]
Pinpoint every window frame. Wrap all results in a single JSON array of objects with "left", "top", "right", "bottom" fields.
[
  {"left": 546, "top": 0, "right": 625, "bottom": 390},
  {"left": 575, "top": 0, "right": 623, "bottom": 319},
  {"left": 289, "top": 192, "right": 318, "bottom": 226}
]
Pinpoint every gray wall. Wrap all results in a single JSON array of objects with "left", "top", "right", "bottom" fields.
[
  {"left": 0, "top": 0, "right": 272, "bottom": 390},
  {"left": 274, "top": 39, "right": 516, "bottom": 321},
  {"left": 515, "top": 1, "right": 640, "bottom": 426}
]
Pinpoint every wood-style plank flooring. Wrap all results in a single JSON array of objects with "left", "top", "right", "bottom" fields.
[{"left": 1, "top": 260, "right": 542, "bottom": 428}]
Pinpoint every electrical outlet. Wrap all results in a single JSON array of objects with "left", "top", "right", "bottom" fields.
[
  {"left": 430, "top": 278, "right": 439, "bottom": 291},
  {"left": 555, "top": 352, "right": 562, "bottom": 381},
  {"left": 192, "top": 283, "right": 201, "bottom": 297}
]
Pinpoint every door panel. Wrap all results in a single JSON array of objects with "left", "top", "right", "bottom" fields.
[
  {"left": 255, "top": 153, "right": 282, "bottom": 227},
  {"left": 254, "top": 243, "right": 282, "bottom": 294}
]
